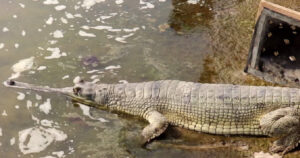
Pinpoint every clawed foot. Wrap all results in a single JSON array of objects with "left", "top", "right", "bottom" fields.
[{"left": 270, "top": 132, "right": 300, "bottom": 155}]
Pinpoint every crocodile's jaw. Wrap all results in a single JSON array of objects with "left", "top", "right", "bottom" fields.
[{"left": 4, "top": 80, "right": 109, "bottom": 110}]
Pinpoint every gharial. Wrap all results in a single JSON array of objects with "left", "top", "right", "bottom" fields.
[{"left": 4, "top": 78, "right": 300, "bottom": 155}]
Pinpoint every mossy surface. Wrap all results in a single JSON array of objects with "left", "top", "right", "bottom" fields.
[{"left": 200, "top": 0, "right": 300, "bottom": 86}]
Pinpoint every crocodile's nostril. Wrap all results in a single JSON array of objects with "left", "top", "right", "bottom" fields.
[{"left": 7, "top": 80, "right": 15, "bottom": 86}]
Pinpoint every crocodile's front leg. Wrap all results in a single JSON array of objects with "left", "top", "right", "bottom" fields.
[
  {"left": 142, "top": 110, "right": 169, "bottom": 144},
  {"left": 260, "top": 106, "right": 300, "bottom": 154}
]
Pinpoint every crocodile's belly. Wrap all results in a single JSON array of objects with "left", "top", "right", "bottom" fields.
[{"left": 163, "top": 103, "right": 265, "bottom": 135}]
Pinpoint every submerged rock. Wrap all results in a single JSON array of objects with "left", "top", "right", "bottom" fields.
[{"left": 81, "top": 55, "right": 99, "bottom": 68}]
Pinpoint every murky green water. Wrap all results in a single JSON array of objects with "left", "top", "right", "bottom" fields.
[
  {"left": 0, "top": 0, "right": 298, "bottom": 157},
  {"left": 0, "top": 0, "right": 213, "bottom": 157}
]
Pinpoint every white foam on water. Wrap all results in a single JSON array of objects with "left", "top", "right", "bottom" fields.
[
  {"left": 115, "top": 0, "right": 123, "bottom": 4},
  {"left": 46, "top": 16, "right": 54, "bottom": 25},
  {"left": 41, "top": 119, "right": 54, "bottom": 127},
  {"left": 11, "top": 56, "right": 34, "bottom": 73},
  {"left": 17, "top": 92, "right": 25, "bottom": 100},
  {"left": 14, "top": 43, "right": 19, "bottom": 48},
  {"left": 187, "top": 0, "right": 199, "bottom": 4},
  {"left": 86, "top": 69, "right": 98, "bottom": 73},
  {"left": 60, "top": 17, "right": 68, "bottom": 24},
  {"left": 159, "top": 0, "right": 166, "bottom": 2},
  {"left": 19, "top": 3, "right": 25, "bottom": 8},
  {"left": 115, "top": 33, "right": 134, "bottom": 43},
  {"left": 36, "top": 94, "right": 42, "bottom": 100},
  {"left": 52, "top": 151, "right": 65, "bottom": 158},
  {"left": 123, "top": 27, "right": 139, "bottom": 32},
  {"left": 104, "top": 65, "right": 121, "bottom": 70},
  {"left": 15, "top": 105, "right": 20, "bottom": 109},
  {"left": 37, "top": 66, "right": 47, "bottom": 71},
  {"left": 78, "top": 30, "right": 96, "bottom": 37},
  {"left": 45, "top": 47, "right": 66, "bottom": 59},
  {"left": 74, "top": 14, "right": 82, "bottom": 18},
  {"left": 91, "top": 25, "right": 121, "bottom": 32},
  {"left": 21, "top": 30, "right": 26, "bottom": 36},
  {"left": 55, "top": 5, "right": 66, "bottom": 11},
  {"left": 79, "top": 104, "right": 109, "bottom": 122},
  {"left": 48, "top": 40, "right": 58, "bottom": 45},
  {"left": 0, "top": 43, "right": 4, "bottom": 49},
  {"left": 90, "top": 75, "right": 98, "bottom": 79},
  {"left": 31, "top": 115, "right": 40, "bottom": 124},
  {"left": 65, "top": 12, "right": 74, "bottom": 19},
  {"left": 74, "top": 5, "right": 80, "bottom": 10},
  {"left": 39, "top": 98, "right": 52, "bottom": 114},
  {"left": 18, "top": 126, "right": 67, "bottom": 154},
  {"left": 140, "top": 0, "right": 154, "bottom": 9},
  {"left": 0, "top": 127, "right": 2, "bottom": 136},
  {"left": 10, "top": 137, "right": 15, "bottom": 145},
  {"left": 53, "top": 30, "right": 64, "bottom": 38},
  {"left": 38, "top": 28, "right": 42, "bottom": 32},
  {"left": 43, "top": 0, "right": 59, "bottom": 5},
  {"left": 81, "top": 0, "right": 105, "bottom": 10},
  {"left": 13, "top": 14, "right": 18, "bottom": 18},
  {"left": 9, "top": 72, "right": 20, "bottom": 79},
  {"left": 62, "top": 75, "right": 69, "bottom": 80},
  {"left": 27, "top": 100, "right": 33, "bottom": 109},
  {"left": 100, "top": 15, "right": 112, "bottom": 20},
  {"left": 41, "top": 156, "right": 56, "bottom": 158},
  {"left": 81, "top": 25, "right": 90, "bottom": 30},
  {"left": 2, "top": 110, "right": 7, "bottom": 116},
  {"left": 2, "top": 27, "right": 9, "bottom": 32}
]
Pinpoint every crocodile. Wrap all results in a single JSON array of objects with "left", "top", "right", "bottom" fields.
[{"left": 4, "top": 78, "right": 300, "bottom": 155}]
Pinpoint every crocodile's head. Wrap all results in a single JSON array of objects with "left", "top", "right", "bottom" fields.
[{"left": 72, "top": 77, "right": 108, "bottom": 106}]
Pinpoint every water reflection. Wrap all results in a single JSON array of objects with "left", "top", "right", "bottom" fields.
[{"left": 169, "top": 0, "right": 213, "bottom": 32}]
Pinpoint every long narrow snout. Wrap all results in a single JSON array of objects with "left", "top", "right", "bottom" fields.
[
  {"left": 3, "top": 79, "right": 103, "bottom": 109},
  {"left": 3, "top": 79, "right": 74, "bottom": 96}
]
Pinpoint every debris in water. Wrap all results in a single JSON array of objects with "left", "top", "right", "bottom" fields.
[
  {"left": 55, "top": 5, "right": 66, "bottom": 11},
  {"left": 104, "top": 65, "right": 121, "bottom": 70},
  {"left": 78, "top": 30, "right": 96, "bottom": 37},
  {"left": 289, "top": 56, "right": 296, "bottom": 61},
  {"left": 81, "top": 55, "right": 99, "bottom": 67},
  {"left": 283, "top": 39, "right": 290, "bottom": 45},
  {"left": 43, "top": 0, "right": 59, "bottom": 5},
  {"left": 46, "top": 16, "right": 54, "bottom": 25},
  {"left": 18, "top": 126, "right": 67, "bottom": 154},
  {"left": 11, "top": 56, "right": 35, "bottom": 74},
  {"left": 158, "top": 23, "right": 170, "bottom": 32},
  {"left": 37, "top": 66, "right": 47, "bottom": 71},
  {"left": 53, "top": 30, "right": 64, "bottom": 38},
  {"left": 2, "top": 27, "right": 9, "bottom": 32},
  {"left": 39, "top": 99, "right": 52, "bottom": 114},
  {"left": 17, "top": 92, "right": 25, "bottom": 100},
  {"left": 0, "top": 43, "right": 4, "bottom": 49},
  {"left": 267, "top": 32, "right": 272, "bottom": 37}
]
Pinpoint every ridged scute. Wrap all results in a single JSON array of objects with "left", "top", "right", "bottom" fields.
[{"left": 91, "top": 80, "right": 300, "bottom": 135}]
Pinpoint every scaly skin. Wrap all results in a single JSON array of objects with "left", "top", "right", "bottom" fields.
[{"left": 4, "top": 78, "right": 300, "bottom": 155}]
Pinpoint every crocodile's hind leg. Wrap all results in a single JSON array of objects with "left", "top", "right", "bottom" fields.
[
  {"left": 142, "top": 110, "right": 169, "bottom": 144},
  {"left": 260, "top": 106, "right": 300, "bottom": 154}
]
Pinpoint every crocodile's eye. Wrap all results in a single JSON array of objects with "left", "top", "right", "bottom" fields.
[{"left": 73, "top": 87, "right": 82, "bottom": 95}]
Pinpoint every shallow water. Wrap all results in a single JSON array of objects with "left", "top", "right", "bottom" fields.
[
  {"left": 0, "top": 0, "right": 296, "bottom": 157},
  {"left": 0, "top": 0, "right": 213, "bottom": 157}
]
